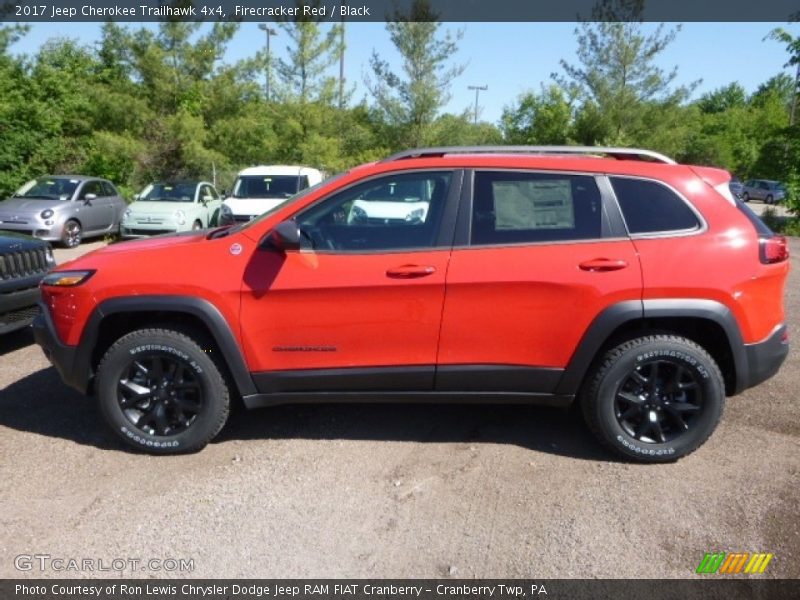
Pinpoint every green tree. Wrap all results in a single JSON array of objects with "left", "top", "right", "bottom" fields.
[
  {"left": 275, "top": 9, "right": 343, "bottom": 104},
  {"left": 366, "top": 0, "right": 465, "bottom": 148},
  {"left": 500, "top": 85, "right": 573, "bottom": 144},
  {"left": 555, "top": 0, "right": 695, "bottom": 145}
]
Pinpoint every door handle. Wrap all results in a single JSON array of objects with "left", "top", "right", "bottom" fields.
[
  {"left": 578, "top": 258, "right": 629, "bottom": 272},
  {"left": 386, "top": 264, "right": 436, "bottom": 278}
]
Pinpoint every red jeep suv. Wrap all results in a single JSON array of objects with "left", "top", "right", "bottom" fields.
[{"left": 33, "top": 147, "right": 790, "bottom": 461}]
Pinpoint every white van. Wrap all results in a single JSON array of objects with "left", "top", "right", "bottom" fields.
[{"left": 221, "top": 165, "right": 323, "bottom": 223}]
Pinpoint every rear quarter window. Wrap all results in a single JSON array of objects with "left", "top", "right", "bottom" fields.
[{"left": 610, "top": 177, "right": 700, "bottom": 234}]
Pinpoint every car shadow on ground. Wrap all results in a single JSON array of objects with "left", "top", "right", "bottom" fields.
[
  {"left": 0, "top": 327, "right": 35, "bottom": 356},
  {"left": 0, "top": 366, "right": 615, "bottom": 462}
]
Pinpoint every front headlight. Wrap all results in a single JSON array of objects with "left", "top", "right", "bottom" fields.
[
  {"left": 123, "top": 208, "right": 132, "bottom": 221},
  {"left": 42, "top": 270, "right": 95, "bottom": 287},
  {"left": 406, "top": 208, "right": 425, "bottom": 222},
  {"left": 40, "top": 209, "right": 54, "bottom": 219},
  {"left": 174, "top": 210, "right": 186, "bottom": 225}
]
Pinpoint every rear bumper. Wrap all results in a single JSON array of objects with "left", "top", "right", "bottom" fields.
[
  {"left": 740, "top": 324, "right": 789, "bottom": 392},
  {"left": 32, "top": 303, "right": 89, "bottom": 394}
]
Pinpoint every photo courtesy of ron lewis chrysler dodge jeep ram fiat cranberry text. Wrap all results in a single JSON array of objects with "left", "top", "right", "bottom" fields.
[{"left": 33, "top": 146, "right": 790, "bottom": 462}]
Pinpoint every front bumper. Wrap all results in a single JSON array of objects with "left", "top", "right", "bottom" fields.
[
  {"left": 0, "top": 285, "right": 41, "bottom": 334},
  {"left": 32, "top": 302, "right": 89, "bottom": 394},
  {"left": 0, "top": 222, "right": 60, "bottom": 241},
  {"left": 120, "top": 223, "right": 180, "bottom": 238},
  {"left": 741, "top": 324, "right": 789, "bottom": 392}
]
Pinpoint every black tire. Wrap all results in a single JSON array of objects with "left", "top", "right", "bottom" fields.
[
  {"left": 580, "top": 335, "right": 724, "bottom": 463},
  {"left": 96, "top": 328, "right": 230, "bottom": 454},
  {"left": 765, "top": 194, "right": 773, "bottom": 205},
  {"left": 61, "top": 219, "right": 82, "bottom": 248},
  {"left": 742, "top": 192, "right": 750, "bottom": 202},
  {"left": 192, "top": 219, "right": 203, "bottom": 230}
]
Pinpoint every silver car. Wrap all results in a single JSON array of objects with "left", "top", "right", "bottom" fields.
[
  {"left": 741, "top": 179, "right": 787, "bottom": 204},
  {"left": 0, "top": 176, "right": 127, "bottom": 247}
]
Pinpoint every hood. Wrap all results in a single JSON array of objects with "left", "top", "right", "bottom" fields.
[
  {"left": 127, "top": 201, "right": 194, "bottom": 215},
  {"left": 0, "top": 197, "right": 66, "bottom": 214},
  {"left": 0, "top": 231, "right": 49, "bottom": 252},
  {"left": 223, "top": 197, "right": 285, "bottom": 217}
]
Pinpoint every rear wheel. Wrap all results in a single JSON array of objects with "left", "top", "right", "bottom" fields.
[
  {"left": 61, "top": 219, "right": 82, "bottom": 248},
  {"left": 96, "top": 328, "right": 230, "bottom": 454},
  {"left": 765, "top": 194, "right": 773, "bottom": 205},
  {"left": 192, "top": 219, "right": 203, "bottom": 230},
  {"left": 742, "top": 192, "right": 750, "bottom": 202},
  {"left": 581, "top": 335, "right": 724, "bottom": 462}
]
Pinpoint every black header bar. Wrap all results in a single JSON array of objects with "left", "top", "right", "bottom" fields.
[{"left": 1, "top": 0, "right": 799, "bottom": 23}]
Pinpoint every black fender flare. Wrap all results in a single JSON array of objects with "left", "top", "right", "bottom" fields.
[
  {"left": 556, "top": 298, "right": 746, "bottom": 396},
  {"left": 78, "top": 295, "right": 256, "bottom": 397}
]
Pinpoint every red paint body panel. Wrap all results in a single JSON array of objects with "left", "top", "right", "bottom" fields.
[
  {"left": 240, "top": 249, "right": 450, "bottom": 370},
  {"left": 438, "top": 240, "right": 642, "bottom": 367}
]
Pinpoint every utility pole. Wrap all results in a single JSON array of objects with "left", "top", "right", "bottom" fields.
[
  {"left": 258, "top": 24, "right": 278, "bottom": 102},
  {"left": 790, "top": 60, "right": 799, "bottom": 127},
  {"left": 468, "top": 85, "right": 487, "bottom": 124},
  {"left": 339, "top": 2, "right": 346, "bottom": 110}
]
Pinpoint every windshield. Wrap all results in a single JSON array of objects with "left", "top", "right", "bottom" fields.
[
  {"left": 14, "top": 178, "right": 79, "bottom": 200},
  {"left": 233, "top": 175, "right": 305, "bottom": 199},
  {"left": 140, "top": 183, "right": 196, "bottom": 202}
]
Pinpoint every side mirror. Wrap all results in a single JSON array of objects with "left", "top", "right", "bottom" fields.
[
  {"left": 83, "top": 193, "right": 97, "bottom": 203},
  {"left": 261, "top": 220, "right": 301, "bottom": 252}
]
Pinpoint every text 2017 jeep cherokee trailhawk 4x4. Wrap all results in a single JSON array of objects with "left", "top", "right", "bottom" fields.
[{"left": 33, "top": 147, "right": 790, "bottom": 461}]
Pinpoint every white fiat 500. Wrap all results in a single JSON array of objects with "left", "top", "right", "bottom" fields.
[{"left": 121, "top": 181, "right": 223, "bottom": 238}]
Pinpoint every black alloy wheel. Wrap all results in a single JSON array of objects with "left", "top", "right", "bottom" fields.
[
  {"left": 581, "top": 335, "right": 724, "bottom": 462},
  {"left": 117, "top": 353, "right": 204, "bottom": 437},
  {"left": 614, "top": 359, "right": 702, "bottom": 444},
  {"left": 96, "top": 328, "right": 230, "bottom": 453}
]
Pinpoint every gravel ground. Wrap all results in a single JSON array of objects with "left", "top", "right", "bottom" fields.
[{"left": 0, "top": 233, "right": 798, "bottom": 580}]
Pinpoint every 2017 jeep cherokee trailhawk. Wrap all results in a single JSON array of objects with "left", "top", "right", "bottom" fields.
[{"left": 33, "top": 146, "right": 790, "bottom": 461}]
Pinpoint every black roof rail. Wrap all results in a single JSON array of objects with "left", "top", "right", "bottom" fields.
[{"left": 381, "top": 146, "right": 677, "bottom": 165}]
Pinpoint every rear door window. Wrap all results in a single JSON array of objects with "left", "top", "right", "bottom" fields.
[
  {"left": 610, "top": 177, "right": 700, "bottom": 235},
  {"left": 470, "top": 171, "right": 603, "bottom": 245}
]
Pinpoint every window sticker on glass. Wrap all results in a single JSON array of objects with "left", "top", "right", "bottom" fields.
[{"left": 492, "top": 179, "right": 575, "bottom": 230}]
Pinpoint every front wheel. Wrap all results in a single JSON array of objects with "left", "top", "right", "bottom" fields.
[
  {"left": 191, "top": 220, "right": 203, "bottom": 231},
  {"left": 742, "top": 192, "right": 750, "bottom": 202},
  {"left": 581, "top": 335, "right": 724, "bottom": 462},
  {"left": 96, "top": 328, "right": 230, "bottom": 454},
  {"left": 765, "top": 194, "right": 773, "bottom": 205},
  {"left": 61, "top": 219, "right": 82, "bottom": 248}
]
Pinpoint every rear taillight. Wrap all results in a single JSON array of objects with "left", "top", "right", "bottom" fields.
[{"left": 760, "top": 235, "right": 789, "bottom": 264}]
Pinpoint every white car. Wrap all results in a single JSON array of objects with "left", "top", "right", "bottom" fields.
[
  {"left": 120, "top": 181, "right": 222, "bottom": 238},
  {"left": 221, "top": 165, "right": 323, "bottom": 224},
  {"left": 347, "top": 178, "right": 433, "bottom": 224}
]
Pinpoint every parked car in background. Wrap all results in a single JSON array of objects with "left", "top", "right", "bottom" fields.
[
  {"left": 0, "top": 176, "right": 126, "bottom": 247},
  {"left": 729, "top": 177, "right": 744, "bottom": 199},
  {"left": 741, "top": 179, "right": 786, "bottom": 204},
  {"left": 1, "top": 232, "right": 55, "bottom": 334},
  {"left": 120, "top": 181, "right": 223, "bottom": 239},
  {"left": 220, "top": 165, "right": 323, "bottom": 224},
  {"left": 34, "top": 146, "right": 789, "bottom": 462}
]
